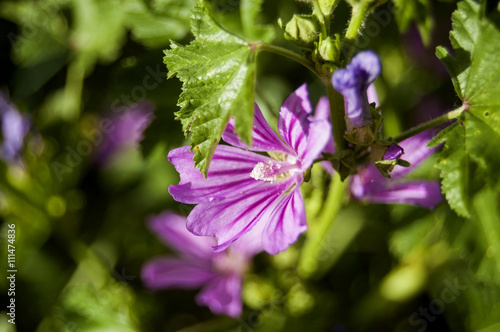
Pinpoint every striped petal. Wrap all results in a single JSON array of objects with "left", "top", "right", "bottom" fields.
[
  {"left": 169, "top": 145, "right": 276, "bottom": 204},
  {"left": 262, "top": 182, "right": 307, "bottom": 254},
  {"left": 278, "top": 84, "right": 312, "bottom": 160},
  {"left": 222, "top": 104, "right": 292, "bottom": 154},
  {"left": 186, "top": 179, "right": 295, "bottom": 252}
]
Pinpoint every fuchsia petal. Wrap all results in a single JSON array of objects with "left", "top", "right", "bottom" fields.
[
  {"left": 169, "top": 145, "right": 276, "bottom": 204},
  {"left": 196, "top": 273, "right": 243, "bottom": 317},
  {"left": 222, "top": 104, "right": 292, "bottom": 154},
  {"left": 313, "top": 96, "right": 330, "bottom": 121},
  {"left": 278, "top": 84, "right": 313, "bottom": 160},
  {"left": 301, "top": 118, "right": 332, "bottom": 170},
  {"left": 186, "top": 179, "right": 296, "bottom": 253},
  {"left": 360, "top": 181, "right": 442, "bottom": 209},
  {"left": 262, "top": 182, "right": 307, "bottom": 254},
  {"left": 142, "top": 258, "right": 214, "bottom": 290},
  {"left": 313, "top": 97, "right": 336, "bottom": 174},
  {"left": 390, "top": 130, "right": 439, "bottom": 178},
  {"left": 231, "top": 218, "right": 265, "bottom": 257},
  {"left": 147, "top": 212, "right": 215, "bottom": 260}
]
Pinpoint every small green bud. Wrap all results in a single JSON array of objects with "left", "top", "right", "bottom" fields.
[
  {"left": 284, "top": 15, "right": 319, "bottom": 46},
  {"left": 318, "top": 0, "right": 338, "bottom": 16},
  {"left": 318, "top": 35, "right": 341, "bottom": 62}
]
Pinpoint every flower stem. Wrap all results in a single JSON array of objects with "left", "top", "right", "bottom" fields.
[
  {"left": 312, "top": 0, "right": 328, "bottom": 37},
  {"left": 298, "top": 171, "right": 347, "bottom": 277},
  {"left": 255, "top": 42, "right": 321, "bottom": 79},
  {"left": 342, "top": 1, "right": 371, "bottom": 61},
  {"left": 326, "top": 78, "right": 348, "bottom": 152},
  {"left": 391, "top": 104, "right": 467, "bottom": 143}
]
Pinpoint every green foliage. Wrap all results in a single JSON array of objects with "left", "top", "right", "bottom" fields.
[
  {"left": 392, "top": 0, "right": 433, "bottom": 45},
  {"left": 164, "top": 0, "right": 273, "bottom": 176},
  {"left": 433, "top": 0, "right": 500, "bottom": 216}
]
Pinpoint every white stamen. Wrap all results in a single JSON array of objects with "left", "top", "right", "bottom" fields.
[{"left": 250, "top": 160, "right": 283, "bottom": 183}]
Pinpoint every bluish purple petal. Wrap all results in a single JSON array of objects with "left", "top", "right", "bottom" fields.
[
  {"left": 0, "top": 95, "right": 30, "bottom": 164},
  {"left": 169, "top": 145, "right": 277, "bottom": 204},
  {"left": 196, "top": 273, "right": 243, "bottom": 317},
  {"left": 147, "top": 211, "right": 215, "bottom": 260},
  {"left": 350, "top": 51, "right": 381, "bottom": 84},
  {"left": 359, "top": 181, "right": 442, "bottom": 209},
  {"left": 332, "top": 51, "right": 381, "bottom": 128},
  {"left": 367, "top": 83, "right": 379, "bottom": 106},
  {"left": 222, "top": 104, "right": 293, "bottom": 154},
  {"left": 262, "top": 184, "right": 307, "bottom": 254},
  {"left": 186, "top": 178, "right": 296, "bottom": 252},
  {"left": 141, "top": 257, "right": 214, "bottom": 290},
  {"left": 278, "top": 84, "right": 312, "bottom": 159}
]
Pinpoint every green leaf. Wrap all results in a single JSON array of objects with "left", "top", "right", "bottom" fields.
[
  {"left": 392, "top": 0, "right": 433, "bottom": 45},
  {"left": 165, "top": 0, "right": 272, "bottom": 176},
  {"left": 433, "top": 0, "right": 500, "bottom": 215},
  {"left": 429, "top": 120, "right": 471, "bottom": 217}
]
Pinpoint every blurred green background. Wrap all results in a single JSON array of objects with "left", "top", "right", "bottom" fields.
[{"left": 1, "top": 0, "right": 500, "bottom": 331}]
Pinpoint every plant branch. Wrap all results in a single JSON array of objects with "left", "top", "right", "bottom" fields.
[
  {"left": 298, "top": 172, "right": 347, "bottom": 277},
  {"left": 342, "top": 1, "right": 371, "bottom": 61},
  {"left": 255, "top": 42, "right": 321, "bottom": 79},
  {"left": 391, "top": 104, "right": 467, "bottom": 143},
  {"left": 326, "top": 78, "right": 348, "bottom": 152}
]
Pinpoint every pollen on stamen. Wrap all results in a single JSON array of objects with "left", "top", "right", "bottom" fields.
[{"left": 250, "top": 160, "right": 283, "bottom": 183}]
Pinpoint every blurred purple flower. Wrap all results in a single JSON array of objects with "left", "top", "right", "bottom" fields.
[
  {"left": 142, "top": 212, "right": 262, "bottom": 317},
  {"left": 0, "top": 94, "right": 30, "bottom": 165},
  {"left": 332, "top": 50, "right": 381, "bottom": 128},
  {"left": 168, "top": 84, "right": 331, "bottom": 254},
  {"left": 350, "top": 130, "right": 442, "bottom": 209},
  {"left": 96, "top": 102, "right": 154, "bottom": 163}
]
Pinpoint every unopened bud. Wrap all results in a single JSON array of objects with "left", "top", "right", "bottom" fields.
[
  {"left": 284, "top": 15, "right": 319, "bottom": 46},
  {"left": 318, "top": 35, "right": 340, "bottom": 62}
]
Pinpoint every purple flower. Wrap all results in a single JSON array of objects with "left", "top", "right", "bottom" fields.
[
  {"left": 168, "top": 84, "right": 331, "bottom": 254},
  {"left": 332, "top": 51, "right": 381, "bottom": 128},
  {"left": 383, "top": 144, "right": 404, "bottom": 161},
  {"left": 96, "top": 101, "right": 154, "bottom": 163},
  {"left": 142, "top": 212, "right": 261, "bottom": 317},
  {"left": 0, "top": 94, "right": 30, "bottom": 165},
  {"left": 350, "top": 130, "right": 442, "bottom": 209}
]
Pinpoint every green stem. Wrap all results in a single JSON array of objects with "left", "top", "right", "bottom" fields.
[
  {"left": 312, "top": 0, "right": 328, "bottom": 37},
  {"left": 256, "top": 42, "right": 321, "bottom": 79},
  {"left": 391, "top": 105, "right": 466, "bottom": 143},
  {"left": 326, "top": 78, "right": 347, "bottom": 152},
  {"left": 342, "top": 1, "right": 371, "bottom": 61},
  {"left": 298, "top": 172, "right": 347, "bottom": 277}
]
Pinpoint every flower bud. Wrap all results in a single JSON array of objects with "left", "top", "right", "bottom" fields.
[
  {"left": 284, "top": 15, "right": 319, "bottom": 46},
  {"left": 318, "top": 35, "right": 341, "bottom": 62}
]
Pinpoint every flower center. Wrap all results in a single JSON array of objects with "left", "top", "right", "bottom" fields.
[
  {"left": 212, "top": 248, "right": 248, "bottom": 276},
  {"left": 250, "top": 159, "right": 299, "bottom": 183}
]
